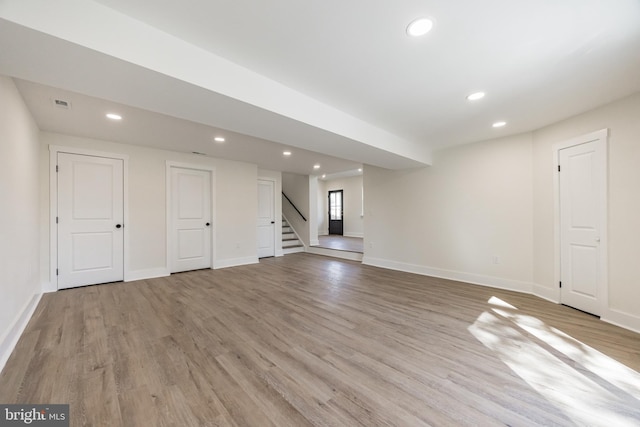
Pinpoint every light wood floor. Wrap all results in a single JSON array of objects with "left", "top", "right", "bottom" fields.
[{"left": 1, "top": 253, "right": 639, "bottom": 426}]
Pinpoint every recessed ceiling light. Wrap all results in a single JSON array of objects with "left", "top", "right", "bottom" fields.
[
  {"left": 492, "top": 121, "right": 507, "bottom": 128},
  {"left": 283, "top": 151, "right": 292, "bottom": 156},
  {"left": 214, "top": 136, "right": 225, "bottom": 142},
  {"left": 358, "top": 168, "right": 363, "bottom": 172},
  {"left": 466, "top": 92, "right": 485, "bottom": 101},
  {"left": 313, "top": 164, "right": 321, "bottom": 170},
  {"left": 106, "top": 113, "right": 122, "bottom": 120},
  {"left": 406, "top": 18, "right": 434, "bottom": 37},
  {"left": 322, "top": 174, "right": 326, "bottom": 179}
]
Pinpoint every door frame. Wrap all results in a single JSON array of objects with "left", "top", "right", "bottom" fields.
[
  {"left": 259, "top": 173, "right": 284, "bottom": 256},
  {"left": 48, "top": 145, "right": 129, "bottom": 292},
  {"left": 328, "top": 189, "right": 344, "bottom": 235},
  {"left": 553, "top": 128, "right": 608, "bottom": 311},
  {"left": 166, "top": 161, "right": 216, "bottom": 272},
  {"left": 257, "top": 178, "right": 277, "bottom": 258}
]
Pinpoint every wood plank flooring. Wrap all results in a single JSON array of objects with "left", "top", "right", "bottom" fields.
[{"left": 1, "top": 253, "right": 639, "bottom": 426}]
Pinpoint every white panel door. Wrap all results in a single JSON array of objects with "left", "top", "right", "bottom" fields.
[
  {"left": 559, "top": 141, "right": 603, "bottom": 315},
  {"left": 57, "top": 153, "right": 124, "bottom": 289},
  {"left": 257, "top": 179, "right": 275, "bottom": 258},
  {"left": 170, "top": 167, "right": 211, "bottom": 272}
]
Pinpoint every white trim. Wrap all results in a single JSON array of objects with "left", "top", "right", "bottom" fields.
[
  {"left": 307, "top": 247, "right": 363, "bottom": 262},
  {"left": 601, "top": 309, "right": 640, "bottom": 335},
  {"left": 362, "top": 256, "right": 533, "bottom": 293},
  {"left": 283, "top": 246, "right": 305, "bottom": 255},
  {"left": 553, "top": 129, "right": 608, "bottom": 315},
  {"left": 258, "top": 177, "right": 278, "bottom": 259},
  {"left": 533, "top": 283, "right": 560, "bottom": 303},
  {"left": 48, "top": 145, "right": 129, "bottom": 291},
  {"left": 259, "top": 172, "right": 283, "bottom": 257},
  {"left": 214, "top": 256, "right": 259, "bottom": 269},
  {"left": 0, "top": 292, "right": 41, "bottom": 374},
  {"left": 166, "top": 161, "right": 217, "bottom": 273},
  {"left": 344, "top": 232, "right": 364, "bottom": 238},
  {"left": 125, "top": 268, "right": 170, "bottom": 282}
]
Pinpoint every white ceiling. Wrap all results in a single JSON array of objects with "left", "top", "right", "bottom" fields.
[
  {"left": 14, "top": 79, "right": 362, "bottom": 176},
  {"left": 1, "top": 0, "right": 640, "bottom": 174}
]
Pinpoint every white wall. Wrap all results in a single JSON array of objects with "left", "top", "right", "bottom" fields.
[
  {"left": 282, "top": 172, "right": 310, "bottom": 246},
  {"left": 0, "top": 76, "right": 41, "bottom": 368},
  {"left": 40, "top": 132, "right": 259, "bottom": 283},
  {"left": 318, "top": 175, "right": 364, "bottom": 237},
  {"left": 365, "top": 91, "right": 640, "bottom": 332},
  {"left": 364, "top": 133, "right": 534, "bottom": 291},
  {"left": 258, "top": 169, "right": 283, "bottom": 256},
  {"left": 532, "top": 92, "right": 640, "bottom": 329}
]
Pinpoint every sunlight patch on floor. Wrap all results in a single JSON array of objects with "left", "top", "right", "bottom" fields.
[{"left": 469, "top": 297, "right": 640, "bottom": 426}]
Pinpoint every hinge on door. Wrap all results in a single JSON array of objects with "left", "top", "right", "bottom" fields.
[
  {"left": 56, "top": 268, "right": 59, "bottom": 276},
  {"left": 559, "top": 281, "right": 562, "bottom": 288},
  {"left": 56, "top": 165, "right": 59, "bottom": 172},
  {"left": 56, "top": 217, "right": 59, "bottom": 224},
  {"left": 558, "top": 165, "right": 561, "bottom": 172}
]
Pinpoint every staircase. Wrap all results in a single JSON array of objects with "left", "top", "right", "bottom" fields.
[{"left": 282, "top": 217, "right": 304, "bottom": 254}]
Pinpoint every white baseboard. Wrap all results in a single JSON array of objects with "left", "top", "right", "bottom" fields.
[
  {"left": 125, "top": 268, "right": 170, "bottom": 282},
  {"left": 310, "top": 239, "right": 320, "bottom": 246},
  {"left": 307, "top": 246, "right": 363, "bottom": 261},
  {"left": 283, "top": 246, "right": 305, "bottom": 255},
  {"left": 42, "top": 281, "right": 55, "bottom": 293},
  {"left": 0, "top": 292, "right": 42, "bottom": 374},
  {"left": 317, "top": 232, "right": 363, "bottom": 238},
  {"left": 533, "top": 283, "right": 560, "bottom": 303},
  {"left": 362, "top": 256, "right": 533, "bottom": 294},
  {"left": 44, "top": 267, "right": 171, "bottom": 289},
  {"left": 601, "top": 309, "right": 640, "bottom": 334},
  {"left": 344, "top": 232, "right": 364, "bottom": 238},
  {"left": 214, "top": 256, "right": 259, "bottom": 269}
]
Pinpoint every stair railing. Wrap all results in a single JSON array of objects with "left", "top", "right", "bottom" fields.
[{"left": 282, "top": 192, "right": 307, "bottom": 222}]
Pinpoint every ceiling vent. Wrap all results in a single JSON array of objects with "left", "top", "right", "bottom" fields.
[{"left": 52, "top": 98, "right": 71, "bottom": 110}]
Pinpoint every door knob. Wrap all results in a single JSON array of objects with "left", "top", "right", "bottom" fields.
[
  {"left": 116, "top": 224, "right": 122, "bottom": 229},
  {"left": 271, "top": 221, "right": 275, "bottom": 224},
  {"left": 206, "top": 222, "right": 211, "bottom": 226},
  {"left": 595, "top": 237, "right": 600, "bottom": 242}
]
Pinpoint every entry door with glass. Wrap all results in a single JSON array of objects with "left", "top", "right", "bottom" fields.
[{"left": 328, "top": 190, "right": 343, "bottom": 235}]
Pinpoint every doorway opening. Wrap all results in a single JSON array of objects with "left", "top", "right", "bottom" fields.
[
  {"left": 554, "top": 129, "right": 608, "bottom": 316},
  {"left": 166, "top": 162, "right": 215, "bottom": 273},
  {"left": 328, "top": 189, "right": 343, "bottom": 235},
  {"left": 257, "top": 179, "right": 276, "bottom": 258}
]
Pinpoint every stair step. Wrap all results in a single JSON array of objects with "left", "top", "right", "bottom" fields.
[
  {"left": 281, "top": 218, "right": 302, "bottom": 252},
  {"left": 283, "top": 245, "right": 305, "bottom": 254}
]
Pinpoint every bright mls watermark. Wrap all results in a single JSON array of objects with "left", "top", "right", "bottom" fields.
[{"left": 0, "top": 405, "right": 68, "bottom": 426}]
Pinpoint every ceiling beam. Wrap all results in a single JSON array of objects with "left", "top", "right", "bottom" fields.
[{"left": 0, "top": 0, "right": 432, "bottom": 168}]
